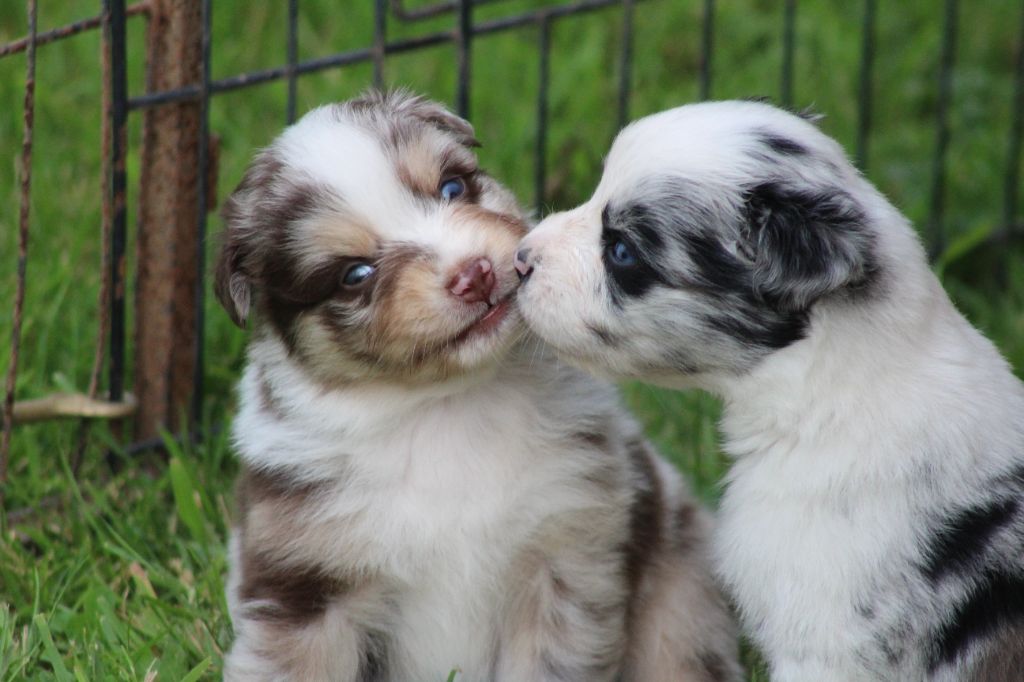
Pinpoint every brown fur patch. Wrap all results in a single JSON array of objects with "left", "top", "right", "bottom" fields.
[
  {"left": 697, "top": 650, "right": 731, "bottom": 682},
  {"left": 450, "top": 202, "right": 529, "bottom": 240},
  {"left": 574, "top": 429, "right": 611, "bottom": 451},
  {"left": 239, "top": 554, "right": 350, "bottom": 625},
  {"left": 235, "top": 466, "right": 326, "bottom": 541},
  {"left": 394, "top": 134, "right": 443, "bottom": 198},
  {"left": 256, "top": 367, "right": 287, "bottom": 420},
  {"left": 622, "top": 440, "right": 664, "bottom": 592},
  {"left": 970, "top": 623, "right": 1024, "bottom": 681},
  {"left": 342, "top": 90, "right": 479, "bottom": 148},
  {"left": 299, "top": 211, "right": 377, "bottom": 262},
  {"left": 235, "top": 465, "right": 327, "bottom": 523},
  {"left": 215, "top": 90, "right": 529, "bottom": 388},
  {"left": 234, "top": 466, "right": 347, "bottom": 625},
  {"left": 673, "top": 500, "right": 702, "bottom": 555},
  {"left": 393, "top": 133, "right": 480, "bottom": 201},
  {"left": 217, "top": 157, "right": 345, "bottom": 337},
  {"left": 369, "top": 247, "right": 440, "bottom": 350}
]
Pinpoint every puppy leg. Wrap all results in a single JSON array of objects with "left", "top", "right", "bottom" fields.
[
  {"left": 225, "top": 604, "right": 386, "bottom": 682},
  {"left": 224, "top": 536, "right": 392, "bottom": 681},
  {"left": 625, "top": 561, "right": 741, "bottom": 681},
  {"left": 624, "top": 496, "right": 743, "bottom": 682},
  {"left": 964, "top": 622, "right": 1024, "bottom": 682},
  {"left": 493, "top": 518, "right": 630, "bottom": 682}
]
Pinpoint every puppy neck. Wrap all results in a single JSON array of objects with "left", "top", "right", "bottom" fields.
[
  {"left": 231, "top": 332, "right": 577, "bottom": 477},
  {"left": 712, "top": 232, "right": 999, "bottom": 464}
]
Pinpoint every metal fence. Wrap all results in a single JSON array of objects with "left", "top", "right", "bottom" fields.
[{"left": 2, "top": 0, "right": 1024, "bottom": 496}]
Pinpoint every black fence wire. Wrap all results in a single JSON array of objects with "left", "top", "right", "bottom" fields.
[{"left": 2, "top": 0, "right": 1024, "bottom": 491}]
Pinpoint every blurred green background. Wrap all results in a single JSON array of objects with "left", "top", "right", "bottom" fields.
[{"left": 2, "top": 1, "right": 1023, "bottom": 679}]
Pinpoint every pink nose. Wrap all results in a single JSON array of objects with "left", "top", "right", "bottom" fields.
[{"left": 448, "top": 257, "right": 496, "bottom": 304}]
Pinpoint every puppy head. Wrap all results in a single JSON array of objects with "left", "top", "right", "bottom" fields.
[
  {"left": 216, "top": 89, "right": 528, "bottom": 385},
  {"left": 516, "top": 100, "right": 883, "bottom": 384}
]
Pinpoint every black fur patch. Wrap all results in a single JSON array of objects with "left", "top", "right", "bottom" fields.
[
  {"left": 586, "top": 321, "right": 620, "bottom": 345},
  {"left": 758, "top": 130, "right": 809, "bottom": 156},
  {"left": 616, "top": 203, "right": 666, "bottom": 251},
  {"left": 600, "top": 176, "right": 872, "bottom": 366},
  {"left": 622, "top": 440, "right": 663, "bottom": 593},
  {"left": 262, "top": 254, "right": 369, "bottom": 346},
  {"left": 678, "top": 230, "right": 750, "bottom": 293},
  {"left": 742, "top": 181, "right": 874, "bottom": 311},
  {"left": 923, "top": 498, "right": 1019, "bottom": 583},
  {"left": 678, "top": 220, "right": 812, "bottom": 352},
  {"left": 600, "top": 205, "right": 666, "bottom": 303},
  {"left": 929, "top": 570, "right": 1024, "bottom": 671},
  {"left": 602, "top": 178, "right": 821, "bottom": 359},
  {"left": 702, "top": 308, "right": 807, "bottom": 351},
  {"left": 358, "top": 629, "right": 390, "bottom": 681}
]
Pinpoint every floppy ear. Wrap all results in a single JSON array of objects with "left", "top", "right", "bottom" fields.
[
  {"left": 399, "top": 93, "right": 480, "bottom": 148},
  {"left": 214, "top": 155, "right": 280, "bottom": 328},
  {"left": 740, "top": 182, "right": 874, "bottom": 311},
  {"left": 214, "top": 236, "right": 251, "bottom": 328}
]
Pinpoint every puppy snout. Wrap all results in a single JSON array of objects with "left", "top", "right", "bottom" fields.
[
  {"left": 449, "top": 257, "right": 497, "bottom": 304},
  {"left": 514, "top": 248, "right": 534, "bottom": 282}
]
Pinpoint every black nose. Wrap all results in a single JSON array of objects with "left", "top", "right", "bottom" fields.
[{"left": 514, "top": 248, "right": 534, "bottom": 282}]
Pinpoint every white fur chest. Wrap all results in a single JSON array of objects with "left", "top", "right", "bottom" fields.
[
  {"left": 231, "top": 351, "right": 622, "bottom": 680},
  {"left": 712, "top": 434, "right": 931, "bottom": 680}
]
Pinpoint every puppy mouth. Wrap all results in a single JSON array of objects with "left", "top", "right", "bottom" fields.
[{"left": 453, "top": 295, "right": 515, "bottom": 345}]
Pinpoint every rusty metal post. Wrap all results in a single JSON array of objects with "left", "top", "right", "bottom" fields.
[{"left": 134, "top": 0, "right": 203, "bottom": 440}]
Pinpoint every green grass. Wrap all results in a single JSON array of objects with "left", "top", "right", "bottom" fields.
[{"left": 1, "top": 1, "right": 1022, "bottom": 679}]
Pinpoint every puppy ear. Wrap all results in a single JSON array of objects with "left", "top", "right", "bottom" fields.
[
  {"left": 398, "top": 93, "right": 480, "bottom": 148},
  {"left": 214, "top": 155, "right": 280, "bottom": 327},
  {"left": 743, "top": 96, "right": 823, "bottom": 125},
  {"left": 351, "top": 89, "right": 481, "bottom": 147},
  {"left": 740, "top": 182, "right": 873, "bottom": 311},
  {"left": 214, "top": 238, "right": 251, "bottom": 328}
]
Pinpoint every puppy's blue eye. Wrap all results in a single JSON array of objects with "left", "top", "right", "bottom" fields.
[
  {"left": 606, "top": 240, "right": 637, "bottom": 267},
  {"left": 342, "top": 263, "right": 375, "bottom": 286},
  {"left": 439, "top": 177, "right": 466, "bottom": 201}
]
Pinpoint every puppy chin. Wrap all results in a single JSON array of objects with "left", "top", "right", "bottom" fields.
[
  {"left": 446, "top": 303, "right": 525, "bottom": 371},
  {"left": 515, "top": 291, "right": 607, "bottom": 372}
]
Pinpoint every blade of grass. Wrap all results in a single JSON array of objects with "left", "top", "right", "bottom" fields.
[
  {"left": 169, "top": 456, "right": 208, "bottom": 544},
  {"left": 181, "top": 657, "right": 212, "bottom": 682},
  {"left": 33, "top": 613, "right": 73, "bottom": 682}
]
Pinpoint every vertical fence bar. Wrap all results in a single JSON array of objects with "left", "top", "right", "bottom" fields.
[
  {"left": 287, "top": 0, "right": 299, "bottom": 123},
  {"left": 106, "top": 0, "right": 128, "bottom": 409},
  {"left": 1003, "top": 1, "right": 1024, "bottom": 240},
  {"left": 616, "top": 0, "right": 634, "bottom": 130},
  {"left": 1, "top": 0, "right": 38, "bottom": 500},
  {"left": 134, "top": 0, "right": 203, "bottom": 440},
  {"left": 928, "top": 0, "right": 958, "bottom": 259},
  {"left": 781, "top": 0, "right": 796, "bottom": 107},
  {"left": 535, "top": 15, "right": 551, "bottom": 212},
  {"left": 75, "top": 0, "right": 127, "bottom": 470},
  {"left": 373, "top": 0, "right": 387, "bottom": 88},
  {"left": 856, "top": 0, "right": 876, "bottom": 171},
  {"left": 455, "top": 0, "right": 472, "bottom": 118},
  {"left": 191, "top": 0, "right": 212, "bottom": 430},
  {"left": 699, "top": 0, "right": 714, "bottom": 101}
]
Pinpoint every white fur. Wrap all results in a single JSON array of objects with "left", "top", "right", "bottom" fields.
[
  {"left": 219, "top": 93, "right": 741, "bottom": 681},
  {"left": 231, "top": 339, "right": 627, "bottom": 679},
  {"left": 516, "top": 100, "right": 1024, "bottom": 681}
]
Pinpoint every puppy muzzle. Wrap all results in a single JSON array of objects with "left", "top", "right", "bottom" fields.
[{"left": 513, "top": 247, "right": 534, "bottom": 283}]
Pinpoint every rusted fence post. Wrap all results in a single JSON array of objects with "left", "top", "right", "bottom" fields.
[{"left": 134, "top": 0, "right": 203, "bottom": 440}]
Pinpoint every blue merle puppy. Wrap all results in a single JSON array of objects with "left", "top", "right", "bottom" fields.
[{"left": 514, "top": 99, "right": 1024, "bottom": 681}]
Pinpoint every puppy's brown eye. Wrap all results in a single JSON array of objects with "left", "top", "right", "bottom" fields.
[
  {"left": 342, "top": 262, "right": 375, "bottom": 286},
  {"left": 439, "top": 177, "right": 467, "bottom": 202}
]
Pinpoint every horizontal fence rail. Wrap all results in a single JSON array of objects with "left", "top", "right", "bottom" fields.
[{"left": 2, "top": 0, "right": 1024, "bottom": 483}]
